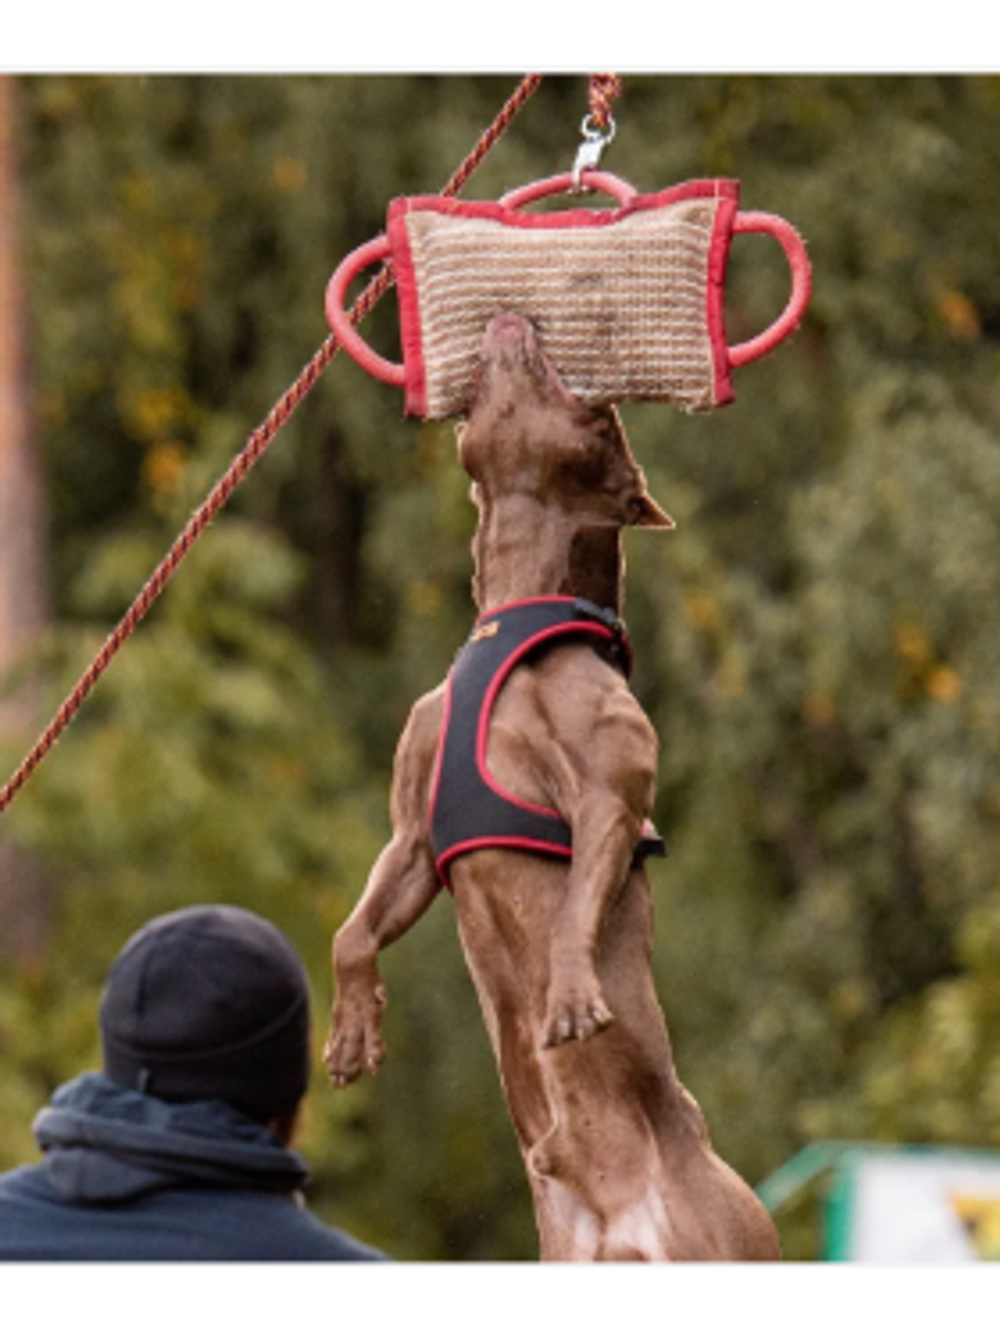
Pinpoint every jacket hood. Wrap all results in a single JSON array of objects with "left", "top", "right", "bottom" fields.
[{"left": 33, "top": 1073, "right": 310, "bottom": 1205}]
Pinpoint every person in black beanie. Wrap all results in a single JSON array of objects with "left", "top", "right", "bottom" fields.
[{"left": 0, "top": 904, "right": 386, "bottom": 1261}]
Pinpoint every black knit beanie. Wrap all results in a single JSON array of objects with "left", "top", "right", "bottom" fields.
[{"left": 100, "top": 905, "right": 311, "bottom": 1121}]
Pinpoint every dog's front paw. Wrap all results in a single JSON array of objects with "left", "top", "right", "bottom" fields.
[
  {"left": 323, "top": 986, "right": 387, "bottom": 1087},
  {"left": 542, "top": 979, "right": 614, "bottom": 1048}
]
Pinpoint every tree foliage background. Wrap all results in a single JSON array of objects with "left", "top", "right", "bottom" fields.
[{"left": 3, "top": 73, "right": 1000, "bottom": 1260}]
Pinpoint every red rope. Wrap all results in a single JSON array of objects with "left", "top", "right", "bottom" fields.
[
  {"left": 0, "top": 74, "right": 544, "bottom": 814},
  {"left": 588, "top": 74, "right": 622, "bottom": 133}
]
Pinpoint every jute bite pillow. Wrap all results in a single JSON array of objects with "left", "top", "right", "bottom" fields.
[{"left": 326, "top": 172, "right": 811, "bottom": 421}]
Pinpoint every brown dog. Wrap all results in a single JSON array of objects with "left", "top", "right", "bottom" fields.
[{"left": 324, "top": 312, "right": 780, "bottom": 1261}]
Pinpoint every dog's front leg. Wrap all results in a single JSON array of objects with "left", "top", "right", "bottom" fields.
[
  {"left": 324, "top": 831, "right": 440, "bottom": 1085},
  {"left": 541, "top": 791, "right": 640, "bottom": 1048},
  {"left": 324, "top": 692, "right": 443, "bottom": 1086},
  {"left": 540, "top": 687, "right": 659, "bottom": 1049}
]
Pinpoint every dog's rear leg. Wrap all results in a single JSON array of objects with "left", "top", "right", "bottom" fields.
[{"left": 324, "top": 693, "right": 443, "bottom": 1086}]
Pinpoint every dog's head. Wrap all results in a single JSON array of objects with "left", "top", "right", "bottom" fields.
[{"left": 456, "top": 313, "right": 673, "bottom": 531}]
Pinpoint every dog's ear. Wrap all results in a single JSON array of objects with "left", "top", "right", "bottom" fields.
[
  {"left": 597, "top": 407, "right": 675, "bottom": 531},
  {"left": 629, "top": 493, "right": 675, "bottom": 529}
]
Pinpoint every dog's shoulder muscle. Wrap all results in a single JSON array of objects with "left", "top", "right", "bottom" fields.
[
  {"left": 489, "top": 644, "right": 658, "bottom": 822},
  {"left": 388, "top": 683, "right": 446, "bottom": 830}
]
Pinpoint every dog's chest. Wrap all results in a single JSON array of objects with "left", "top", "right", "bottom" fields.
[{"left": 428, "top": 597, "right": 631, "bottom": 885}]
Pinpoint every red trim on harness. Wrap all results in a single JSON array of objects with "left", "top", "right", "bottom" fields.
[{"left": 436, "top": 834, "right": 573, "bottom": 884}]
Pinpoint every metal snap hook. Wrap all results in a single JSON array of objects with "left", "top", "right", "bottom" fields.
[{"left": 571, "top": 114, "right": 616, "bottom": 193}]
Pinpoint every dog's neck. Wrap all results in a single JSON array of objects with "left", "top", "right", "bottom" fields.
[{"left": 471, "top": 493, "right": 624, "bottom": 616}]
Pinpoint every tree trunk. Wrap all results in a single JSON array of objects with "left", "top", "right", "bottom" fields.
[{"left": 0, "top": 75, "right": 53, "bottom": 960}]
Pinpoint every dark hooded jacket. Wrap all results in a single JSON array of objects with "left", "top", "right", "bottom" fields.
[{"left": 0, "top": 1073, "right": 385, "bottom": 1261}]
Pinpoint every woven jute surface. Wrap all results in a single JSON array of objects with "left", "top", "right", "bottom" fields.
[{"left": 403, "top": 197, "right": 724, "bottom": 419}]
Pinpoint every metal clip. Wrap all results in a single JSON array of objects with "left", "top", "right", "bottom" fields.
[{"left": 571, "top": 114, "right": 616, "bottom": 192}]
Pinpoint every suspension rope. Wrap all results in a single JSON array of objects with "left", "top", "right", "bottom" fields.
[
  {"left": 587, "top": 74, "right": 622, "bottom": 134},
  {"left": 0, "top": 73, "right": 547, "bottom": 814}
]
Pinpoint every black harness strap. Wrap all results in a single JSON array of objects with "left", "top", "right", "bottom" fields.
[{"left": 428, "top": 596, "right": 666, "bottom": 886}]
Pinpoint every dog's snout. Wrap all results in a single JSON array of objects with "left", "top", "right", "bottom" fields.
[{"left": 482, "top": 311, "right": 537, "bottom": 356}]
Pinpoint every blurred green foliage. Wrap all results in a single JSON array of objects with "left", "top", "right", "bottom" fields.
[{"left": 3, "top": 73, "right": 1000, "bottom": 1260}]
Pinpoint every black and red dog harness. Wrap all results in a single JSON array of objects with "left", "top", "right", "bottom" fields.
[{"left": 428, "top": 596, "right": 666, "bottom": 886}]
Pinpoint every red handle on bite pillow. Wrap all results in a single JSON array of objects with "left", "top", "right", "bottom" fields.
[
  {"left": 324, "top": 172, "right": 638, "bottom": 388},
  {"left": 325, "top": 234, "right": 405, "bottom": 388},
  {"left": 498, "top": 170, "right": 638, "bottom": 209},
  {"left": 727, "top": 212, "right": 811, "bottom": 369}
]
